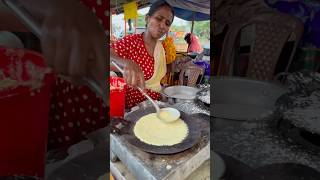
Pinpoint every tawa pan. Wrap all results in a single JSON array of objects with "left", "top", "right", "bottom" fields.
[
  {"left": 111, "top": 106, "right": 202, "bottom": 154},
  {"left": 276, "top": 89, "right": 320, "bottom": 135}
]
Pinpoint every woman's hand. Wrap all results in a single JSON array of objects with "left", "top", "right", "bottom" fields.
[
  {"left": 110, "top": 49, "right": 145, "bottom": 89},
  {"left": 21, "top": 0, "right": 106, "bottom": 85},
  {"left": 110, "top": 48, "right": 145, "bottom": 89},
  {"left": 123, "top": 60, "right": 145, "bottom": 89}
]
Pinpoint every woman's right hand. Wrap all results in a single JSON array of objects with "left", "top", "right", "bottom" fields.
[
  {"left": 110, "top": 49, "right": 145, "bottom": 89},
  {"left": 19, "top": 0, "right": 106, "bottom": 89},
  {"left": 122, "top": 60, "right": 145, "bottom": 89}
]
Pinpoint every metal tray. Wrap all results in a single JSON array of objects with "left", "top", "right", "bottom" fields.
[{"left": 213, "top": 77, "right": 288, "bottom": 121}]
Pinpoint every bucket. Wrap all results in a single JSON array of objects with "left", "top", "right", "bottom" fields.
[
  {"left": 0, "top": 47, "right": 55, "bottom": 177},
  {"left": 110, "top": 77, "right": 126, "bottom": 118}
]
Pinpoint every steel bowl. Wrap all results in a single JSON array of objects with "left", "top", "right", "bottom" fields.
[{"left": 163, "top": 85, "right": 200, "bottom": 104}]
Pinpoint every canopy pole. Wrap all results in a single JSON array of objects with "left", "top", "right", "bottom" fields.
[
  {"left": 191, "top": 20, "right": 194, "bottom": 33},
  {"left": 124, "top": 18, "right": 127, "bottom": 36},
  {"left": 191, "top": 12, "right": 195, "bottom": 33},
  {"left": 135, "top": 18, "right": 137, "bottom": 34}
]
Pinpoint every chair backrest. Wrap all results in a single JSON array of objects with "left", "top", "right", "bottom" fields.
[
  {"left": 246, "top": 22, "right": 291, "bottom": 80},
  {"left": 216, "top": 0, "right": 304, "bottom": 81},
  {"left": 172, "top": 55, "right": 193, "bottom": 73},
  {"left": 179, "top": 64, "right": 205, "bottom": 86}
]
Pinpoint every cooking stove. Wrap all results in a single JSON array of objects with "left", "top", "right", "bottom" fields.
[{"left": 110, "top": 112, "right": 210, "bottom": 180}]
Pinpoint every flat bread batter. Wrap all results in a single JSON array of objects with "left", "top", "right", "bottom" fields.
[{"left": 133, "top": 113, "right": 188, "bottom": 146}]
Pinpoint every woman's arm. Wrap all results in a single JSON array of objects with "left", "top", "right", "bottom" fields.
[{"left": 5, "top": 0, "right": 107, "bottom": 87}]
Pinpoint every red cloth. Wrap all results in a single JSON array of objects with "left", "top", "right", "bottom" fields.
[
  {"left": 48, "top": 78, "right": 107, "bottom": 149},
  {"left": 111, "top": 33, "right": 161, "bottom": 109},
  {"left": 80, "top": 0, "right": 109, "bottom": 30},
  {"left": 187, "top": 33, "right": 203, "bottom": 53}
]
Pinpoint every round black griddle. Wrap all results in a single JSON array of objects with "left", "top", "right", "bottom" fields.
[
  {"left": 119, "top": 106, "right": 202, "bottom": 154},
  {"left": 276, "top": 117, "right": 320, "bottom": 153},
  {"left": 219, "top": 153, "right": 320, "bottom": 180},
  {"left": 275, "top": 72, "right": 320, "bottom": 134},
  {"left": 252, "top": 163, "right": 320, "bottom": 180},
  {"left": 275, "top": 84, "right": 320, "bottom": 152},
  {"left": 276, "top": 89, "right": 320, "bottom": 133}
]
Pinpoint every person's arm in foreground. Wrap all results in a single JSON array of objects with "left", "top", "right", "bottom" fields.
[{"left": 2, "top": 0, "right": 106, "bottom": 86}]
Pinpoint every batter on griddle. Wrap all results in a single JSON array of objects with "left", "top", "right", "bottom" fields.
[{"left": 133, "top": 113, "right": 189, "bottom": 146}]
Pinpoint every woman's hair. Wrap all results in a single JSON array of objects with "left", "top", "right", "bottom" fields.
[
  {"left": 147, "top": 0, "right": 175, "bottom": 22},
  {"left": 184, "top": 33, "right": 191, "bottom": 44}
]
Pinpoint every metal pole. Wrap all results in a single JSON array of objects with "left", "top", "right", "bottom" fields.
[
  {"left": 191, "top": 12, "right": 195, "bottom": 33},
  {"left": 2, "top": 0, "right": 41, "bottom": 37},
  {"left": 191, "top": 20, "right": 194, "bottom": 33},
  {"left": 124, "top": 18, "right": 127, "bottom": 36},
  {"left": 135, "top": 18, "right": 137, "bottom": 34}
]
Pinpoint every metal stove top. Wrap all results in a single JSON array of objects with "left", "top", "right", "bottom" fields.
[{"left": 111, "top": 103, "right": 210, "bottom": 180}]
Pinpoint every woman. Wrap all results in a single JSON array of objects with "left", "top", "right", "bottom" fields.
[
  {"left": 184, "top": 32, "right": 203, "bottom": 53},
  {"left": 37, "top": 0, "right": 109, "bottom": 150},
  {"left": 111, "top": 0, "right": 175, "bottom": 109}
]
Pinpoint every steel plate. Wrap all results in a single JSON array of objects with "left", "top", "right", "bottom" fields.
[{"left": 213, "top": 77, "right": 288, "bottom": 121}]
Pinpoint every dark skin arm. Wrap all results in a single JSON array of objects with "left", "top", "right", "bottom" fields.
[
  {"left": 1, "top": 0, "right": 144, "bottom": 92},
  {"left": 1, "top": 0, "right": 106, "bottom": 88},
  {"left": 110, "top": 48, "right": 145, "bottom": 89}
]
